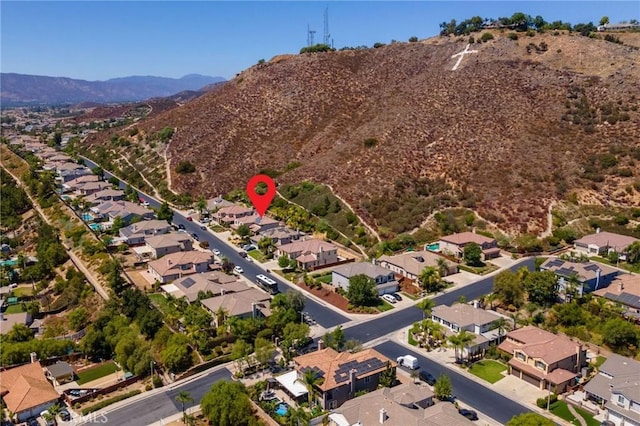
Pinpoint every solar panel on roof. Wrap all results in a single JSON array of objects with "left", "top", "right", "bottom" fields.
[
  {"left": 546, "top": 259, "right": 564, "bottom": 267},
  {"left": 182, "top": 277, "right": 196, "bottom": 288},
  {"left": 584, "top": 264, "right": 600, "bottom": 271},
  {"left": 556, "top": 267, "right": 576, "bottom": 276}
]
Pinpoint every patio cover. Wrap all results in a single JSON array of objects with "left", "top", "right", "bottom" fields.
[{"left": 275, "top": 370, "right": 308, "bottom": 398}]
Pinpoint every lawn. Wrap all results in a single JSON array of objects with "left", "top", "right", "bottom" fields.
[
  {"left": 76, "top": 362, "right": 120, "bottom": 385},
  {"left": 458, "top": 263, "right": 500, "bottom": 275},
  {"left": 401, "top": 292, "right": 419, "bottom": 300},
  {"left": 248, "top": 249, "right": 267, "bottom": 263},
  {"left": 550, "top": 401, "right": 599, "bottom": 426},
  {"left": 468, "top": 360, "right": 507, "bottom": 384},
  {"left": 594, "top": 355, "right": 607, "bottom": 368},
  {"left": 12, "top": 287, "right": 34, "bottom": 297},
  {"left": 148, "top": 293, "right": 180, "bottom": 317},
  {"left": 4, "top": 304, "right": 25, "bottom": 314},
  {"left": 375, "top": 299, "right": 394, "bottom": 312},
  {"left": 312, "top": 273, "right": 333, "bottom": 284}
]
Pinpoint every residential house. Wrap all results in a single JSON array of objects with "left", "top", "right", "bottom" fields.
[
  {"left": 44, "top": 361, "right": 76, "bottom": 386},
  {"left": 91, "top": 200, "right": 154, "bottom": 224},
  {"left": 0, "top": 361, "right": 60, "bottom": 422},
  {"left": 231, "top": 214, "right": 281, "bottom": 234},
  {"left": 291, "top": 345, "right": 396, "bottom": 409},
  {"left": 584, "top": 354, "right": 640, "bottom": 426},
  {"left": 54, "top": 163, "right": 92, "bottom": 182},
  {"left": 147, "top": 251, "right": 213, "bottom": 283},
  {"left": 84, "top": 188, "right": 125, "bottom": 205},
  {"left": 431, "top": 303, "right": 507, "bottom": 357},
  {"left": 206, "top": 196, "right": 235, "bottom": 212},
  {"left": 215, "top": 205, "right": 254, "bottom": 225},
  {"left": 574, "top": 231, "right": 638, "bottom": 261},
  {"left": 498, "top": 326, "right": 586, "bottom": 393},
  {"left": 252, "top": 226, "right": 303, "bottom": 246},
  {"left": 328, "top": 382, "right": 477, "bottom": 426},
  {"left": 119, "top": 219, "right": 172, "bottom": 246},
  {"left": 74, "top": 180, "right": 112, "bottom": 196},
  {"left": 593, "top": 274, "right": 640, "bottom": 322},
  {"left": 540, "top": 258, "right": 619, "bottom": 297},
  {"left": 200, "top": 288, "right": 272, "bottom": 327},
  {"left": 276, "top": 239, "right": 339, "bottom": 271},
  {"left": 377, "top": 250, "right": 458, "bottom": 282},
  {"left": 0, "top": 312, "right": 34, "bottom": 335},
  {"left": 332, "top": 262, "right": 399, "bottom": 295},
  {"left": 438, "top": 232, "right": 500, "bottom": 260},
  {"left": 62, "top": 175, "right": 100, "bottom": 192},
  {"left": 162, "top": 271, "right": 247, "bottom": 302},
  {"left": 136, "top": 233, "right": 194, "bottom": 259}
]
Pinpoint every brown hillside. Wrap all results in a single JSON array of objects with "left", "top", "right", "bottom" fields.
[{"left": 82, "top": 32, "right": 640, "bottom": 236}]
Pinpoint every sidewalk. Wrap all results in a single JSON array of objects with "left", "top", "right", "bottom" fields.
[{"left": 382, "top": 327, "right": 574, "bottom": 426}]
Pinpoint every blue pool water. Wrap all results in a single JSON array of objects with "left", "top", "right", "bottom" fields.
[
  {"left": 275, "top": 403, "right": 289, "bottom": 416},
  {"left": 426, "top": 243, "right": 440, "bottom": 251},
  {"left": 81, "top": 213, "right": 93, "bottom": 222},
  {"left": 89, "top": 223, "right": 102, "bottom": 231},
  {"left": 0, "top": 259, "right": 18, "bottom": 267}
]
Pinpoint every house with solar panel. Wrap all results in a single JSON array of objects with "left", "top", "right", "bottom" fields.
[
  {"left": 593, "top": 273, "right": 640, "bottom": 323},
  {"left": 288, "top": 343, "right": 396, "bottom": 409},
  {"left": 540, "top": 258, "right": 619, "bottom": 299}
]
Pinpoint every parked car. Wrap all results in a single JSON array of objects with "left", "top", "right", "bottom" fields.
[
  {"left": 233, "top": 265, "right": 244, "bottom": 274},
  {"left": 396, "top": 355, "right": 419, "bottom": 370},
  {"left": 381, "top": 294, "right": 397, "bottom": 304},
  {"left": 418, "top": 370, "right": 436, "bottom": 385},
  {"left": 458, "top": 409, "right": 478, "bottom": 421},
  {"left": 191, "top": 233, "right": 200, "bottom": 241},
  {"left": 391, "top": 293, "right": 402, "bottom": 302},
  {"left": 239, "top": 251, "right": 248, "bottom": 258},
  {"left": 178, "top": 224, "right": 186, "bottom": 231},
  {"left": 242, "top": 244, "right": 257, "bottom": 251},
  {"left": 212, "top": 248, "right": 221, "bottom": 256},
  {"left": 59, "top": 408, "right": 71, "bottom": 421},
  {"left": 186, "top": 216, "right": 193, "bottom": 221},
  {"left": 200, "top": 225, "right": 207, "bottom": 231}
]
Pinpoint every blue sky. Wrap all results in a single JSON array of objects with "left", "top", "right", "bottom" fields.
[{"left": 1, "top": 1, "right": 638, "bottom": 81}]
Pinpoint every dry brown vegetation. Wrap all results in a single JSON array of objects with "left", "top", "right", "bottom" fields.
[{"left": 81, "top": 31, "right": 640, "bottom": 236}]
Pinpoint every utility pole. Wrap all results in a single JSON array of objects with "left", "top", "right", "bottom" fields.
[{"left": 150, "top": 361, "right": 154, "bottom": 389}]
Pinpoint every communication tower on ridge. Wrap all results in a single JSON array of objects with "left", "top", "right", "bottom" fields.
[
  {"left": 323, "top": 6, "right": 331, "bottom": 45},
  {"left": 307, "top": 24, "right": 316, "bottom": 46}
]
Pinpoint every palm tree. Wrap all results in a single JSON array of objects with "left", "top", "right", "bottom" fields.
[
  {"left": 436, "top": 257, "right": 449, "bottom": 277},
  {"left": 449, "top": 330, "right": 475, "bottom": 363},
  {"left": 417, "top": 298, "right": 435, "bottom": 320},
  {"left": 565, "top": 273, "right": 581, "bottom": 302},
  {"left": 492, "top": 317, "right": 509, "bottom": 339},
  {"left": 175, "top": 390, "right": 194, "bottom": 423},
  {"left": 626, "top": 241, "right": 640, "bottom": 264},
  {"left": 286, "top": 406, "right": 311, "bottom": 426},
  {"left": 509, "top": 312, "right": 521, "bottom": 330},
  {"left": 300, "top": 369, "right": 324, "bottom": 408},
  {"left": 419, "top": 267, "right": 441, "bottom": 293}
]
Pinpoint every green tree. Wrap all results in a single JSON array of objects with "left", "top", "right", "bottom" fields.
[
  {"left": 493, "top": 269, "right": 525, "bottom": 308},
  {"left": 408, "top": 36, "right": 418, "bottom": 42},
  {"left": 156, "top": 202, "right": 174, "bottom": 223},
  {"left": 301, "top": 369, "right": 324, "bottom": 407},
  {"left": 68, "top": 307, "right": 88, "bottom": 331},
  {"left": 196, "top": 196, "right": 207, "bottom": 214},
  {"left": 176, "top": 161, "right": 196, "bottom": 174},
  {"left": 599, "top": 16, "right": 609, "bottom": 26},
  {"left": 419, "top": 267, "right": 442, "bottom": 293},
  {"left": 626, "top": 241, "right": 640, "bottom": 264},
  {"left": 278, "top": 254, "right": 291, "bottom": 269},
  {"left": 433, "top": 373, "right": 453, "bottom": 400},
  {"left": 6, "top": 323, "right": 34, "bottom": 343},
  {"left": 492, "top": 317, "right": 509, "bottom": 338},
  {"left": 254, "top": 337, "right": 274, "bottom": 368},
  {"left": 175, "top": 390, "right": 194, "bottom": 424},
  {"left": 448, "top": 329, "right": 475, "bottom": 363},
  {"left": 346, "top": 274, "right": 378, "bottom": 307},
  {"left": 378, "top": 361, "right": 396, "bottom": 387},
  {"left": 417, "top": 298, "right": 435, "bottom": 319},
  {"left": 231, "top": 339, "right": 253, "bottom": 371},
  {"left": 507, "top": 412, "right": 555, "bottom": 426},
  {"left": 524, "top": 270, "right": 558, "bottom": 306},
  {"left": 236, "top": 224, "right": 250, "bottom": 238},
  {"left": 161, "top": 334, "right": 193, "bottom": 373},
  {"left": 601, "top": 318, "right": 640, "bottom": 355},
  {"left": 91, "top": 166, "right": 104, "bottom": 179},
  {"left": 200, "top": 381, "right": 254, "bottom": 426},
  {"left": 111, "top": 215, "right": 126, "bottom": 233},
  {"left": 286, "top": 406, "right": 311, "bottom": 426},
  {"left": 463, "top": 242, "right": 482, "bottom": 265}
]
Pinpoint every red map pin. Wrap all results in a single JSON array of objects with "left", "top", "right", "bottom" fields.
[{"left": 246, "top": 174, "right": 276, "bottom": 217}]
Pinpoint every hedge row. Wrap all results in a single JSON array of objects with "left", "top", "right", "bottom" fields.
[{"left": 81, "top": 390, "right": 142, "bottom": 415}]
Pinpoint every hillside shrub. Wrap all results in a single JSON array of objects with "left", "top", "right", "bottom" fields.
[
  {"left": 363, "top": 138, "right": 378, "bottom": 148},
  {"left": 176, "top": 161, "right": 196, "bottom": 174},
  {"left": 480, "top": 32, "right": 494, "bottom": 42},
  {"left": 507, "top": 33, "right": 518, "bottom": 40}
]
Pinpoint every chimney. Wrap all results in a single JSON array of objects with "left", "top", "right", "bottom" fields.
[
  {"left": 379, "top": 408, "right": 387, "bottom": 424},
  {"left": 30, "top": 352, "right": 38, "bottom": 363},
  {"left": 619, "top": 281, "right": 624, "bottom": 292},
  {"left": 167, "top": 259, "right": 172, "bottom": 265},
  {"left": 221, "top": 288, "right": 225, "bottom": 295},
  {"left": 349, "top": 368, "right": 358, "bottom": 395},
  {"left": 317, "top": 339, "right": 324, "bottom": 351},
  {"left": 596, "top": 227, "right": 601, "bottom": 234},
  {"left": 473, "top": 300, "right": 479, "bottom": 309}
]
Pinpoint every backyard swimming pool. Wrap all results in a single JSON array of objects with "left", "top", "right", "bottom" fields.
[
  {"left": 89, "top": 223, "right": 102, "bottom": 231},
  {"left": 0, "top": 259, "right": 18, "bottom": 267},
  {"left": 81, "top": 213, "right": 93, "bottom": 222},
  {"left": 275, "top": 403, "right": 289, "bottom": 416},
  {"left": 426, "top": 243, "right": 440, "bottom": 251}
]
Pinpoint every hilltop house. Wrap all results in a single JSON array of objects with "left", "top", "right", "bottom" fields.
[
  {"left": 119, "top": 219, "right": 172, "bottom": 246},
  {"left": 84, "top": 188, "right": 125, "bottom": 205},
  {"left": 438, "top": 231, "right": 500, "bottom": 260},
  {"left": 252, "top": 226, "right": 303, "bottom": 247},
  {"left": 215, "top": 205, "right": 254, "bottom": 224},
  {"left": 276, "top": 239, "right": 339, "bottom": 271},
  {"left": 498, "top": 326, "right": 586, "bottom": 393},
  {"left": 200, "top": 288, "right": 272, "bottom": 327},
  {"left": 0, "top": 361, "right": 60, "bottom": 422},
  {"left": 377, "top": 250, "right": 458, "bottom": 283},
  {"left": 291, "top": 345, "right": 396, "bottom": 409},
  {"left": 431, "top": 303, "right": 507, "bottom": 357},
  {"left": 573, "top": 231, "right": 638, "bottom": 261},
  {"left": 62, "top": 174, "right": 100, "bottom": 193},
  {"left": 593, "top": 274, "right": 640, "bottom": 323},
  {"left": 74, "top": 180, "right": 112, "bottom": 196},
  {"left": 90, "top": 200, "right": 154, "bottom": 224},
  {"left": 162, "top": 271, "right": 247, "bottom": 302},
  {"left": 231, "top": 214, "right": 281, "bottom": 234},
  {"left": 147, "top": 251, "right": 213, "bottom": 283},
  {"left": 327, "top": 382, "right": 478, "bottom": 426},
  {"left": 540, "top": 258, "right": 619, "bottom": 298},
  {"left": 134, "top": 233, "right": 194, "bottom": 260},
  {"left": 332, "top": 262, "right": 399, "bottom": 295},
  {"left": 583, "top": 354, "right": 640, "bottom": 426}
]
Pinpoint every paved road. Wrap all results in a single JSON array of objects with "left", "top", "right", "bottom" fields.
[
  {"left": 343, "top": 257, "right": 536, "bottom": 343},
  {"left": 81, "top": 157, "right": 349, "bottom": 329},
  {"left": 82, "top": 368, "right": 232, "bottom": 425},
  {"left": 374, "top": 341, "right": 531, "bottom": 425}
]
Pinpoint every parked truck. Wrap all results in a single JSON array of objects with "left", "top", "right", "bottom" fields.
[{"left": 396, "top": 354, "right": 419, "bottom": 370}]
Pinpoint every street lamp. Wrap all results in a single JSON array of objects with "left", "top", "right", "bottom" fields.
[{"left": 301, "top": 311, "right": 305, "bottom": 324}]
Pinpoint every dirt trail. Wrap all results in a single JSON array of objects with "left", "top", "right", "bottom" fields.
[{"left": 325, "top": 184, "right": 381, "bottom": 243}]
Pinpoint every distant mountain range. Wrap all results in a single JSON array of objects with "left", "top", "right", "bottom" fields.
[{"left": 0, "top": 73, "right": 226, "bottom": 106}]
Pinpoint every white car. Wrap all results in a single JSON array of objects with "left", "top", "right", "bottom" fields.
[
  {"left": 381, "top": 294, "right": 397, "bottom": 304},
  {"left": 212, "top": 248, "right": 221, "bottom": 256},
  {"left": 233, "top": 265, "right": 244, "bottom": 274}
]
